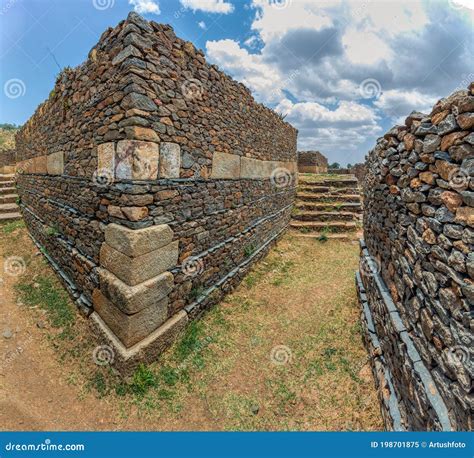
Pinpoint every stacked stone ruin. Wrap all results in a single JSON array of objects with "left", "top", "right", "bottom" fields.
[
  {"left": 357, "top": 83, "right": 473, "bottom": 430},
  {"left": 291, "top": 174, "right": 362, "bottom": 240},
  {"left": 14, "top": 12, "right": 297, "bottom": 373},
  {"left": 297, "top": 150, "right": 328, "bottom": 174},
  {"left": 0, "top": 150, "right": 20, "bottom": 221}
]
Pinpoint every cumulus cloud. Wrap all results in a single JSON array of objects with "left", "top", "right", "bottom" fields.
[
  {"left": 204, "top": 0, "right": 472, "bottom": 162},
  {"left": 180, "top": 0, "right": 234, "bottom": 14},
  {"left": 129, "top": 0, "right": 160, "bottom": 14}
]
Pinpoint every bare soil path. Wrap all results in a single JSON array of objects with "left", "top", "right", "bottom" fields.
[{"left": 0, "top": 222, "right": 382, "bottom": 431}]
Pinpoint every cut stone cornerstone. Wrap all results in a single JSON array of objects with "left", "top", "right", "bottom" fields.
[{"left": 14, "top": 12, "right": 298, "bottom": 374}]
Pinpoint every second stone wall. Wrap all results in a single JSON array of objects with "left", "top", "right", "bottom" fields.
[{"left": 359, "top": 83, "right": 473, "bottom": 431}]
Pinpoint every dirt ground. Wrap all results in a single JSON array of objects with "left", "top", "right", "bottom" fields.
[{"left": 0, "top": 222, "right": 383, "bottom": 431}]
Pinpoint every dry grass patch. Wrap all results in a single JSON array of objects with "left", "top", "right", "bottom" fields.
[{"left": 0, "top": 222, "right": 382, "bottom": 431}]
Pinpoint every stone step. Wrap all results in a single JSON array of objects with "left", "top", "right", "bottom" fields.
[
  {"left": 290, "top": 230, "right": 361, "bottom": 241},
  {"left": 292, "top": 210, "right": 360, "bottom": 222},
  {"left": 0, "top": 180, "right": 15, "bottom": 188},
  {"left": 299, "top": 178, "right": 358, "bottom": 188},
  {"left": 0, "top": 194, "right": 18, "bottom": 204},
  {"left": 290, "top": 220, "right": 359, "bottom": 233},
  {"left": 0, "top": 187, "right": 17, "bottom": 195},
  {"left": 295, "top": 201, "right": 362, "bottom": 212},
  {"left": 0, "top": 174, "right": 15, "bottom": 182},
  {"left": 298, "top": 185, "right": 359, "bottom": 195},
  {"left": 0, "top": 212, "right": 22, "bottom": 222},
  {"left": 0, "top": 203, "right": 20, "bottom": 214},
  {"left": 297, "top": 192, "right": 361, "bottom": 203}
]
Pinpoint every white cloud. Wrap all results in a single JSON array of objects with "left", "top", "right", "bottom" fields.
[
  {"left": 180, "top": 0, "right": 234, "bottom": 14},
  {"left": 276, "top": 98, "right": 382, "bottom": 163},
  {"left": 206, "top": 39, "right": 282, "bottom": 102},
  {"left": 129, "top": 0, "right": 160, "bottom": 14},
  {"left": 204, "top": 0, "right": 472, "bottom": 163},
  {"left": 198, "top": 21, "right": 207, "bottom": 30},
  {"left": 374, "top": 89, "right": 438, "bottom": 120}
]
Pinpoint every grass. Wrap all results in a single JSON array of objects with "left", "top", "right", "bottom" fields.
[
  {"left": 2, "top": 219, "right": 25, "bottom": 234},
  {"left": 1, "top": 223, "right": 382, "bottom": 431}
]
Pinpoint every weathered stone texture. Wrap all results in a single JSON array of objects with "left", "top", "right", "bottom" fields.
[
  {"left": 359, "top": 83, "right": 473, "bottom": 431},
  {"left": 297, "top": 151, "right": 328, "bottom": 174},
  {"left": 14, "top": 12, "right": 297, "bottom": 373}
]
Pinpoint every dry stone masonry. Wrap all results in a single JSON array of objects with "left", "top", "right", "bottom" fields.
[
  {"left": 297, "top": 151, "right": 328, "bottom": 174},
  {"left": 14, "top": 12, "right": 297, "bottom": 373},
  {"left": 357, "top": 83, "right": 474, "bottom": 431}
]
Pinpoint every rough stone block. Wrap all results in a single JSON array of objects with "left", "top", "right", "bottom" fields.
[
  {"left": 46, "top": 151, "right": 64, "bottom": 175},
  {"left": 98, "top": 268, "right": 173, "bottom": 314},
  {"left": 115, "top": 140, "right": 159, "bottom": 180},
  {"left": 100, "top": 240, "right": 179, "bottom": 286},
  {"left": 97, "top": 142, "right": 115, "bottom": 176},
  {"left": 104, "top": 223, "right": 174, "bottom": 257},
  {"left": 92, "top": 289, "right": 168, "bottom": 347},
  {"left": 211, "top": 152, "right": 240, "bottom": 179},
  {"left": 89, "top": 309, "right": 188, "bottom": 375},
  {"left": 159, "top": 142, "right": 181, "bottom": 178}
]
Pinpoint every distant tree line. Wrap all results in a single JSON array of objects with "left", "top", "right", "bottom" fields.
[{"left": 0, "top": 123, "right": 20, "bottom": 131}]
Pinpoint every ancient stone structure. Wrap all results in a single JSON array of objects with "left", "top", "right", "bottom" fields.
[
  {"left": 357, "top": 83, "right": 473, "bottom": 430},
  {"left": 291, "top": 174, "right": 362, "bottom": 240},
  {"left": 297, "top": 151, "right": 327, "bottom": 174},
  {"left": 0, "top": 149, "right": 16, "bottom": 174},
  {"left": 14, "top": 12, "right": 297, "bottom": 372}
]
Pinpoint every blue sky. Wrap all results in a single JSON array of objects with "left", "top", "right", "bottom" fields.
[{"left": 0, "top": 0, "right": 473, "bottom": 164}]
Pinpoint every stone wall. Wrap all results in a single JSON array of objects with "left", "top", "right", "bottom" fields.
[
  {"left": 358, "top": 83, "right": 473, "bottom": 430},
  {"left": 15, "top": 12, "right": 297, "bottom": 372},
  {"left": 297, "top": 151, "right": 327, "bottom": 174},
  {"left": 0, "top": 149, "right": 16, "bottom": 173}
]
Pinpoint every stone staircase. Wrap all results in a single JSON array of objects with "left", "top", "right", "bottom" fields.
[
  {"left": 0, "top": 174, "right": 21, "bottom": 222},
  {"left": 290, "top": 174, "right": 362, "bottom": 240}
]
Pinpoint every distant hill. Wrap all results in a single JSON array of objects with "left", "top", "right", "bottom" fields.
[{"left": 0, "top": 123, "right": 19, "bottom": 151}]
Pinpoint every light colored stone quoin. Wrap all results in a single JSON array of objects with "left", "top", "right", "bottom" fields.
[{"left": 94, "top": 223, "right": 178, "bottom": 349}]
